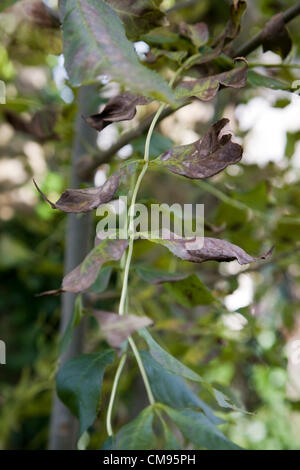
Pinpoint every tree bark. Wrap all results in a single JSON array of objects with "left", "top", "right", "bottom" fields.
[{"left": 48, "top": 85, "right": 98, "bottom": 450}]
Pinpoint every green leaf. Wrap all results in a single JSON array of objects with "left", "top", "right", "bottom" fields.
[
  {"left": 56, "top": 350, "right": 115, "bottom": 437},
  {"left": 60, "top": 0, "right": 175, "bottom": 104},
  {"left": 162, "top": 406, "right": 241, "bottom": 450},
  {"left": 115, "top": 406, "right": 156, "bottom": 450},
  {"left": 100, "top": 436, "right": 114, "bottom": 450},
  {"left": 59, "top": 295, "right": 84, "bottom": 353},
  {"left": 132, "top": 132, "right": 174, "bottom": 159},
  {"left": 136, "top": 266, "right": 188, "bottom": 284},
  {"left": 139, "top": 329, "right": 242, "bottom": 413},
  {"left": 247, "top": 70, "right": 289, "bottom": 90},
  {"left": 141, "top": 351, "right": 223, "bottom": 424},
  {"left": 106, "top": 0, "right": 164, "bottom": 40},
  {"left": 139, "top": 328, "right": 203, "bottom": 383},
  {"left": 165, "top": 273, "right": 215, "bottom": 307}
]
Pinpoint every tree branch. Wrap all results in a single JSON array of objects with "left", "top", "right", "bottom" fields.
[
  {"left": 78, "top": 104, "right": 181, "bottom": 181},
  {"left": 48, "top": 86, "right": 98, "bottom": 450},
  {"left": 234, "top": 1, "right": 300, "bottom": 58},
  {"left": 80, "top": 2, "right": 300, "bottom": 182}
]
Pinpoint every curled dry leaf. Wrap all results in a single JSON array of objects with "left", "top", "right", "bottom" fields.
[
  {"left": 84, "top": 93, "right": 149, "bottom": 133},
  {"left": 261, "top": 13, "right": 292, "bottom": 59},
  {"left": 155, "top": 118, "right": 243, "bottom": 179},
  {"left": 175, "top": 63, "right": 248, "bottom": 101},
  {"left": 33, "top": 171, "right": 120, "bottom": 213},
  {"left": 38, "top": 238, "right": 128, "bottom": 295},
  {"left": 179, "top": 22, "right": 209, "bottom": 48},
  {"left": 213, "top": 0, "right": 247, "bottom": 49},
  {"left": 149, "top": 233, "right": 273, "bottom": 265},
  {"left": 93, "top": 310, "right": 153, "bottom": 348}
]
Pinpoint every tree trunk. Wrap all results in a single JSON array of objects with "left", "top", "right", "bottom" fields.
[{"left": 48, "top": 85, "right": 98, "bottom": 450}]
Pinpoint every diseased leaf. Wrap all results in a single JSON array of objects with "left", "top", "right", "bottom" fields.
[
  {"left": 165, "top": 274, "right": 215, "bottom": 307},
  {"left": 33, "top": 171, "right": 120, "bottom": 213},
  {"left": 115, "top": 406, "right": 156, "bottom": 450},
  {"left": 56, "top": 350, "right": 115, "bottom": 438},
  {"left": 179, "top": 22, "right": 209, "bottom": 48},
  {"left": 60, "top": 0, "right": 175, "bottom": 104},
  {"left": 141, "top": 351, "right": 224, "bottom": 425},
  {"left": 84, "top": 93, "right": 148, "bottom": 133},
  {"left": 106, "top": 0, "right": 164, "bottom": 40},
  {"left": 139, "top": 328, "right": 203, "bottom": 383},
  {"left": 145, "top": 48, "right": 187, "bottom": 64},
  {"left": 247, "top": 70, "right": 289, "bottom": 90},
  {"left": 214, "top": 0, "right": 247, "bottom": 49},
  {"left": 88, "top": 266, "right": 113, "bottom": 293},
  {"left": 136, "top": 266, "right": 188, "bottom": 284},
  {"left": 162, "top": 406, "right": 241, "bottom": 450},
  {"left": 150, "top": 233, "right": 273, "bottom": 265},
  {"left": 175, "top": 63, "right": 248, "bottom": 101},
  {"left": 261, "top": 13, "right": 292, "bottom": 59},
  {"left": 39, "top": 238, "right": 128, "bottom": 295},
  {"left": 154, "top": 118, "right": 243, "bottom": 179},
  {"left": 93, "top": 311, "right": 153, "bottom": 348}
]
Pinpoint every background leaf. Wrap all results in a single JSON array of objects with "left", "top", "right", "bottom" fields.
[
  {"left": 141, "top": 351, "right": 223, "bottom": 424},
  {"left": 56, "top": 350, "right": 115, "bottom": 437},
  {"left": 115, "top": 406, "right": 156, "bottom": 450},
  {"left": 162, "top": 405, "right": 241, "bottom": 450},
  {"left": 165, "top": 273, "right": 215, "bottom": 307}
]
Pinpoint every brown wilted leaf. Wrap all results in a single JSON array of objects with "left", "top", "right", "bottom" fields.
[
  {"left": 175, "top": 63, "right": 248, "bottom": 101},
  {"left": 261, "top": 13, "right": 292, "bottom": 59},
  {"left": 179, "top": 22, "right": 209, "bottom": 47},
  {"left": 213, "top": 0, "right": 247, "bottom": 49},
  {"left": 150, "top": 233, "right": 273, "bottom": 265},
  {"left": 84, "top": 92, "right": 149, "bottom": 132},
  {"left": 155, "top": 118, "right": 243, "bottom": 179},
  {"left": 38, "top": 238, "right": 128, "bottom": 295},
  {"left": 33, "top": 171, "right": 120, "bottom": 213},
  {"left": 106, "top": 0, "right": 164, "bottom": 40},
  {"left": 93, "top": 310, "right": 153, "bottom": 348}
]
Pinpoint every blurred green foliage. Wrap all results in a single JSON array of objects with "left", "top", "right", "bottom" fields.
[{"left": 1, "top": 0, "right": 300, "bottom": 450}]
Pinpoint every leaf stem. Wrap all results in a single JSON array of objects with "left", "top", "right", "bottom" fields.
[
  {"left": 106, "top": 353, "right": 127, "bottom": 437},
  {"left": 106, "top": 57, "right": 196, "bottom": 434}
]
